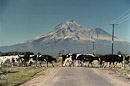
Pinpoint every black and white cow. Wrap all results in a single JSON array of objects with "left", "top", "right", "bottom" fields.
[
  {"left": 0, "top": 55, "right": 19, "bottom": 68},
  {"left": 77, "top": 54, "right": 99, "bottom": 67},
  {"left": 60, "top": 53, "right": 72, "bottom": 67},
  {"left": 61, "top": 53, "right": 82, "bottom": 67},
  {"left": 40, "top": 55, "right": 57, "bottom": 67},
  {"left": 99, "top": 54, "right": 124, "bottom": 68}
]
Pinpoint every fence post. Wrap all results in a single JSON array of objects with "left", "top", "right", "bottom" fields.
[
  {"left": 128, "top": 58, "right": 130, "bottom": 71},
  {"left": 122, "top": 55, "right": 125, "bottom": 69}
]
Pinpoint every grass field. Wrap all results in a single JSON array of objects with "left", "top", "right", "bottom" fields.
[
  {"left": 0, "top": 67, "right": 44, "bottom": 86},
  {"left": 0, "top": 60, "right": 61, "bottom": 86}
]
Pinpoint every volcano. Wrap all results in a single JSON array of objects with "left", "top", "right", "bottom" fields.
[{"left": 0, "top": 20, "right": 130, "bottom": 55}]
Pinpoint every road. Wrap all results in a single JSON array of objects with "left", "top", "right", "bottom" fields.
[{"left": 22, "top": 67, "right": 129, "bottom": 86}]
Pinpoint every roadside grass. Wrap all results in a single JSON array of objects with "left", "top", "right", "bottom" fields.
[
  {"left": 0, "top": 67, "right": 43, "bottom": 86},
  {"left": 114, "top": 64, "right": 129, "bottom": 76},
  {"left": 115, "top": 67, "right": 129, "bottom": 75},
  {"left": 0, "top": 60, "right": 61, "bottom": 86},
  {"left": 97, "top": 62, "right": 130, "bottom": 77},
  {"left": 84, "top": 61, "right": 130, "bottom": 77}
]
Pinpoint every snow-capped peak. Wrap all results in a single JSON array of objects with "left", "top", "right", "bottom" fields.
[{"left": 34, "top": 20, "right": 122, "bottom": 42}]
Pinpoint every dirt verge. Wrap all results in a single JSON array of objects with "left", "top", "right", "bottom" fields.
[
  {"left": 21, "top": 67, "right": 60, "bottom": 86},
  {"left": 93, "top": 68, "right": 130, "bottom": 85}
]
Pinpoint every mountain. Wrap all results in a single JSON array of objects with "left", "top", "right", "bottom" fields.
[
  {"left": 33, "top": 20, "right": 121, "bottom": 42},
  {"left": 0, "top": 20, "right": 130, "bottom": 55}
]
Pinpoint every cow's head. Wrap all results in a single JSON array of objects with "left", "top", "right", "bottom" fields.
[{"left": 12, "top": 58, "right": 19, "bottom": 63}]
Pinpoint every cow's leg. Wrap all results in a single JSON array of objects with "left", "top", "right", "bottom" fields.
[
  {"left": 69, "top": 60, "right": 71, "bottom": 67},
  {"left": 62, "top": 61, "right": 64, "bottom": 67},
  {"left": 70, "top": 61, "right": 73, "bottom": 67},
  {"left": 0, "top": 63, "right": 2, "bottom": 69},
  {"left": 70, "top": 60, "right": 74, "bottom": 67},
  {"left": 63, "top": 58, "right": 68, "bottom": 67},
  {"left": 101, "top": 61, "right": 104, "bottom": 68},
  {"left": 47, "top": 61, "right": 48, "bottom": 67},
  {"left": 24, "top": 61, "right": 27, "bottom": 67},
  {"left": 108, "top": 62, "right": 111, "bottom": 68},
  {"left": 74, "top": 60, "right": 76, "bottom": 66},
  {"left": 113, "top": 62, "right": 115, "bottom": 68},
  {"left": 100, "top": 60, "right": 104, "bottom": 68},
  {"left": 35, "top": 61, "right": 38, "bottom": 67},
  {"left": 10, "top": 63, "right": 14, "bottom": 67},
  {"left": 80, "top": 61, "right": 82, "bottom": 67},
  {"left": 69, "top": 58, "right": 73, "bottom": 67},
  {"left": 72, "top": 60, "right": 74, "bottom": 67},
  {"left": 100, "top": 62, "right": 102, "bottom": 68},
  {"left": 103, "top": 62, "right": 107, "bottom": 68},
  {"left": 39, "top": 61, "right": 42, "bottom": 67},
  {"left": 90, "top": 62, "right": 93, "bottom": 67},
  {"left": 88, "top": 62, "right": 89, "bottom": 67},
  {"left": 103, "top": 63, "right": 105, "bottom": 68},
  {"left": 108, "top": 62, "right": 110, "bottom": 67},
  {"left": 81, "top": 61, "right": 84, "bottom": 67},
  {"left": 40, "top": 62, "right": 42, "bottom": 67},
  {"left": 78, "top": 60, "right": 81, "bottom": 66},
  {"left": 35, "top": 60, "right": 37, "bottom": 67},
  {"left": 22, "top": 61, "right": 24, "bottom": 67},
  {"left": 51, "top": 62, "right": 54, "bottom": 67}
]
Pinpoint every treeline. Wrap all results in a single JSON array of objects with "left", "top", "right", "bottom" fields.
[{"left": 0, "top": 51, "right": 34, "bottom": 56}]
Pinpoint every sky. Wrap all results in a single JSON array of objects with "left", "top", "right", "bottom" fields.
[{"left": 0, "top": 0, "right": 130, "bottom": 47}]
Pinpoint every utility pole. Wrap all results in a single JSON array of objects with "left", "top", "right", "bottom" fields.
[
  {"left": 110, "top": 24, "right": 118, "bottom": 55},
  {"left": 93, "top": 42, "right": 95, "bottom": 55},
  {"left": 86, "top": 45, "right": 87, "bottom": 53}
]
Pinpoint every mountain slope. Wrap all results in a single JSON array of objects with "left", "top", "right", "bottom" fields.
[
  {"left": 0, "top": 20, "right": 129, "bottom": 55},
  {"left": 33, "top": 20, "right": 121, "bottom": 43}
]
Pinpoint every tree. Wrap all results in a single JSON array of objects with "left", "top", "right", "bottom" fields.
[{"left": 117, "top": 51, "right": 122, "bottom": 55}]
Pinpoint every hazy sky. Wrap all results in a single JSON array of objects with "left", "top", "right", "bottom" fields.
[{"left": 0, "top": 0, "right": 130, "bottom": 47}]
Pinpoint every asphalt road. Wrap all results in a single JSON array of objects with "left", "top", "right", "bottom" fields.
[{"left": 42, "top": 67, "right": 127, "bottom": 86}]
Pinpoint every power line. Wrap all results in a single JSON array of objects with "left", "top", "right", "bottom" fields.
[
  {"left": 117, "top": 16, "right": 130, "bottom": 24},
  {"left": 110, "top": 9, "right": 130, "bottom": 23},
  {"left": 115, "top": 14, "right": 130, "bottom": 23}
]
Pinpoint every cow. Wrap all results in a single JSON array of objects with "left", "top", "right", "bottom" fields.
[
  {"left": 27, "top": 54, "right": 57, "bottom": 67},
  {"left": 36, "top": 55, "right": 45, "bottom": 67},
  {"left": 40, "top": 55, "right": 57, "bottom": 67},
  {"left": 99, "top": 54, "right": 124, "bottom": 68},
  {"left": 60, "top": 53, "right": 73, "bottom": 67},
  {"left": 71, "top": 53, "right": 81, "bottom": 66},
  {"left": 62, "top": 54, "right": 73, "bottom": 67},
  {"left": 18, "top": 54, "right": 34, "bottom": 66},
  {"left": 61, "top": 53, "right": 81, "bottom": 67},
  {"left": 28, "top": 55, "right": 38, "bottom": 66},
  {"left": 77, "top": 54, "right": 99, "bottom": 67},
  {"left": 0, "top": 56, "right": 7, "bottom": 69},
  {"left": 61, "top": 55, "right": 68, "bottom": 65},
  {"left": 125, "top": 55, "right": 130, "bottom": 62},
  {"left": 0, "top": 55, "right": 19, "bottom": 68}
]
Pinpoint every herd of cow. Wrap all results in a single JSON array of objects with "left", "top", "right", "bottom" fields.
[
  {"left": 61, "top": 53, "right": 130, "bottom": 68},
  {"left": 0, "top": 54, "right": 57, "bottom": 68},
  {"left": 0, "top": 53, "right": 130, "bottom": 69}
]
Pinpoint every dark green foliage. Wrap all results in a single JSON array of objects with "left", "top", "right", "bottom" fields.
[
  {"left": 0, "top": 51, "right": 34, "bottom": 56},
  {"left": 117, "top": 51, "right": 122, "bottom": 55}
]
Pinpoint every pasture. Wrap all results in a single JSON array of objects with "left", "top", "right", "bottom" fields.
[
  {"left": 0, "top": 60, "right": 61, "bottom": 86},
  {"left": 0, "top": 67, "right": 43, "bottom": 86}
]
